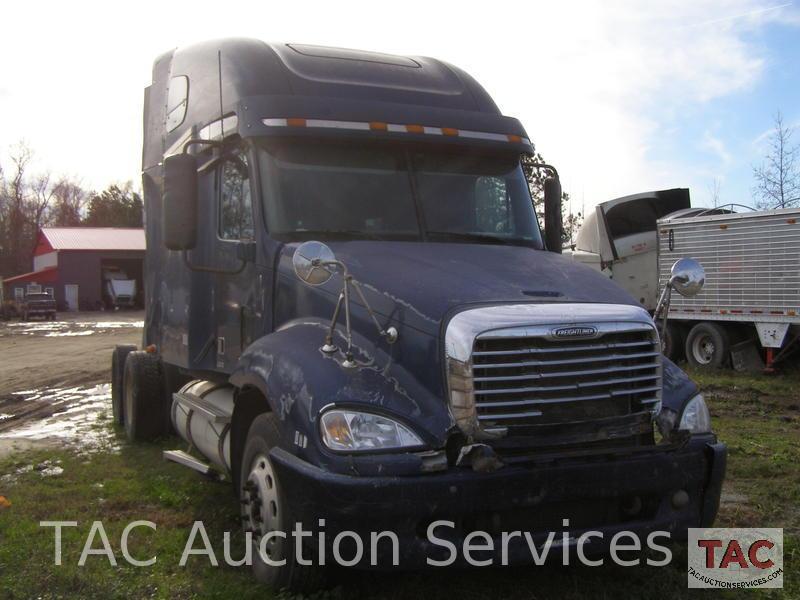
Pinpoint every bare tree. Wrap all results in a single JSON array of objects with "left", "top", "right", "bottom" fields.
[
  {"left": 30, "top": 173, "right": 55, "bottom": 231},
  {"left": 708, "top": 177, "right": 721, "bottom": 208},
  {"left": 0, "top": 161, "right": 6, "bottom": 257},
  {"left": 1, "top": 142, "right": 33, "bottom": 274},
  {"left": 753, "top": 111, "right": 800, "bottom": 209},
  {"left": 0, "top": 142, "right": 59, "bottom": 275},
  {"left": 50, "top": 177, "right": 88, "bottom": 226}
]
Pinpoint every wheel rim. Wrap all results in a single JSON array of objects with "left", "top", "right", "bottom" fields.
[
  {"left": 691, "top": 334, "right": 715, "bottom": 364},
  {"left": 242, "top": 453, "right": 284, "bottom": 562}
]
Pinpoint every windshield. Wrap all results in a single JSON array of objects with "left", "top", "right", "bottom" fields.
[{"left": 258, "top": 139, "right": 543, "bottom": 248}]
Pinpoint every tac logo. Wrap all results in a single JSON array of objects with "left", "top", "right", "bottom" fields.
[
  {"left": 552, "top": 326, "right": 597, "bottom": 339},
  {"left": 687, "top": 528, "right": 783, "bottom": 589}
]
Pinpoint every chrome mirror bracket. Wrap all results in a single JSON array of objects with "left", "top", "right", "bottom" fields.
[{"left": 293, "top": 241, "right": 399, "bottom": 368}]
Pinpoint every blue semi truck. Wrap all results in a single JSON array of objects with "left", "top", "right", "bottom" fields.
[{"left": 112, "top": 38, "right": 726, "bottom": 589}]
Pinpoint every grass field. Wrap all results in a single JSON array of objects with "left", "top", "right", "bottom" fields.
[{"left": 0, "top": 367, "right": 797, "bottom": 599}]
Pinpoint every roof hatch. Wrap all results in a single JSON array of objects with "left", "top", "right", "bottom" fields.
[{"left": 286, "top": 43, "right": 421, "bottom": 68}]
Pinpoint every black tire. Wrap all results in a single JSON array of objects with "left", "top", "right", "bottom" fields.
[
  {"left": 240, "top": 413, "right": 327, "bottom": 592},
  {"left": 685, "top": 322, "right": 731, "bottom": 368},
  {"left": 161, "top": 363, "right": 191, "bottom": 435},
  {"left": 661, "top": 322, "right": 686, "bottom": 362},
  {"left": 111, "top": 344, "right": 137, "bottom": 425},
  {"left": 123, "top": 351, "right": 166, "bottom": 441}
]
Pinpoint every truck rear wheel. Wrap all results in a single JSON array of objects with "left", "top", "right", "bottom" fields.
[
  {"left": 123, "top": 351, "right": 166, "bottom": 441},
  {"left": 686, "top": 322, "right": 730, "bottom": 368},
  {"left": 240, "top": 413, "right": 327, "bottom": 592},
  {"left": 111, "top": 344, "right": 137, "bottom": 425}
]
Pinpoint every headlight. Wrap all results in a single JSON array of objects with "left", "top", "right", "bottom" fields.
[
  {"left": 678, "top": 394, "right": 711, "bottom": 433},
  {"left": 320, "top": 409, "right": 424, "bottom": 452}
]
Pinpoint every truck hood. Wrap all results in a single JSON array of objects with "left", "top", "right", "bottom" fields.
[
  {"left": 272, "top": 241, "right": 694, "bottom": 443},
  {"left": 278, "top": 241, "right": 640, "bottom": 336}
]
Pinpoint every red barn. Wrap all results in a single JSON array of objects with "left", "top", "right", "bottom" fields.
[{"left": 2, "top": 227, "right": 145, "bottom": 311}]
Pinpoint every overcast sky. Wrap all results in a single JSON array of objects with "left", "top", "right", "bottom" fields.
[{"left": 1, "top": 0, "right": 799, "bottom": 212}]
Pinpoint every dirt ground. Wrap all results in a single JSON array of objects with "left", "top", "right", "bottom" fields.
[{"left": 0, "top": 311, "right": 142, "bottom": 449}]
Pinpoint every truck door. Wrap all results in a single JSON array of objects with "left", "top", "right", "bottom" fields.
[
  {"left": 596, "top": 189, "right": 690, "bottom": 309},
  {"left": 214, "top": 150, "right": 259, "bottom": 371}
]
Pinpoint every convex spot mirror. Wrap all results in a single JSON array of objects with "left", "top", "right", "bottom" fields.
[
  {"left": 670, "top": 258, "right": 705, "bottom": 297},
  {"left": 163, "top": 153, "right": 199, "bottom": 250},
  {"left": 293, "top": 241, "right": 336, "bottom": 286}
]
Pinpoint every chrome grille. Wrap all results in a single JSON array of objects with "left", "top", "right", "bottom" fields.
[{"left": 471, "top": 325, "right": 661, "bottom": 428}]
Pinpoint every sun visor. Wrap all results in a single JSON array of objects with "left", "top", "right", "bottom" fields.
[{"left": 236, "top": 95, "right": 533, "bottom": 153}]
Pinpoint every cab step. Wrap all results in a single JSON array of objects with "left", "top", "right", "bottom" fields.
[{"left": 163, "top": 449, "right": 216, "bottom": 477}]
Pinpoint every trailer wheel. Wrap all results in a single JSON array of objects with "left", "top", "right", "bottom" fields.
[
  {"left": 686, "top": 322, "right": 731, "bottom": 368},
  {"left": 658, "top": 322, "right": 686, "bottom": 362},
  {"left": 240, "top": 413, "right": 327, "bottom": 592},
  {"left": 123, "top": 351, "right": 166, "bottom": 441},
  {"left": 111, "top": 344, "right": 137, "bottom": 425}
]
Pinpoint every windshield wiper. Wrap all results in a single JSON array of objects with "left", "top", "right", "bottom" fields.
[{"left": 425, "top": 231, "right": 530, "bottom": 246}]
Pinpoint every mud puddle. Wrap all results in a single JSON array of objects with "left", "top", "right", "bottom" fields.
[
  {"left": 2, "top": 320, "right": 144, "bottom": 337},
  {"left": 0, "top": 384, "right": 120, "bottom": 459}
]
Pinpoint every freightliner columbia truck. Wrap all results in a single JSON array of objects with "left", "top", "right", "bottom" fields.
[{"left": 113, "top": 38, "right": 726, "bottom": 589}]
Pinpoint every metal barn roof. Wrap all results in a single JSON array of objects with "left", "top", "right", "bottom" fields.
[
  {"left": 2, "top": 266, "right": 58, "bottom": 284},
  {"left": 41, "top": 228, "right": 145, "bottom": 251}
]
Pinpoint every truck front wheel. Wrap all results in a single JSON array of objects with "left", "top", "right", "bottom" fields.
[
  {"left": 686, "top": 322, "right": 730, "bottom": 368},
  {"left": 123, "top": 351, "right": 166, "bottom": 441},
  {"left": 240, "top": 413, "right": 326, "bottom": 592}
]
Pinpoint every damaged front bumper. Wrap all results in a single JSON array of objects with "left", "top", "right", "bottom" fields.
[{"left": 270, "top": 435, "right": 726, "bottom": 569}]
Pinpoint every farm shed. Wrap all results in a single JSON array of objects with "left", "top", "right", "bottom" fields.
[{"left": 2, "top": 227, "right": 145, "bottom": 311}]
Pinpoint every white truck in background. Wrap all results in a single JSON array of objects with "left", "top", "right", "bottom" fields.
[
  {"left": 567, "top": 189, "right": 800, "bottom": 370},
  {"left": 103, "top": 267, "right": 137, "bottom": 309}
]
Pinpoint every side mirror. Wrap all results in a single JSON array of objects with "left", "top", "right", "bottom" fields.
[
  {"left": 163, "top": 153, "right": 198, "bottom": 250},
  {"left": 670, "top": 258, "right": 705, "bottom": 297},
  {"left": 654, "top": 258, "right": 705, "bottom": 352},
  {"left": 292, "top": 241, "right": 336, "bottom": 286},
  {"left": 543, "top": 176, "right": 562, "bottom": 254}
]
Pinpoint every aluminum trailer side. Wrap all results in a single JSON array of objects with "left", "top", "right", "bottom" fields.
[{"left": 658, "top": 207, "right": 800, "bottom": 368}]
